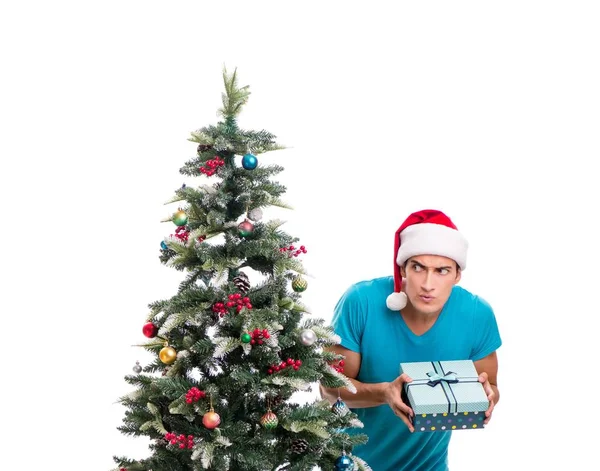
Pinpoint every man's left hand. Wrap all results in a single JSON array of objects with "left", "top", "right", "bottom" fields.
[{"left": 478, "top": 371, "right": 495, "bottom": 424}]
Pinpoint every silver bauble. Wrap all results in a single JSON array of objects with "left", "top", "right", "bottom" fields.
[
  {"left": 248, "top": 208, "right": 263, "bottom": 222},
  {"left": 300, "top": 329, "right": 317, "bottom": 346},
  {"left": 332, "top": 398, "right": 349, "bottom": 416},
  {"left": 133, "top": 361, "right": 142, "bottom": 373}
]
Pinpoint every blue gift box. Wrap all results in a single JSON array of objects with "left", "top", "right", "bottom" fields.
[{"left": 399, "top": 360, "right": 489, "bottom": 432}]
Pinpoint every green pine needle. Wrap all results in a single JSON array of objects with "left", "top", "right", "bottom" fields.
[{"left": 218, "top": 66, "right": 251, "bottom": 120}]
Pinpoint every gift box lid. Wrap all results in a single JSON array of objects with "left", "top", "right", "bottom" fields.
[{"left": 399, "top": 360, "right": 489, "bottom": 415}]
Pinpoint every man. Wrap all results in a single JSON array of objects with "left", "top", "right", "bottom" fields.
[{"left": 320, "top": 209, "right": 502, "bottom": 471}]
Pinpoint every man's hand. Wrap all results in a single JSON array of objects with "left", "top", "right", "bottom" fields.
[
  {"left": 384, "top": 373, "right": 415, "bottom": 432},
  {"left": 478, "top": 371, "right": 495, "bottom": 424}
]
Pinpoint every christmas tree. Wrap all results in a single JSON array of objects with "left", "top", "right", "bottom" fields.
[{"left": 113, "top": 68, "right": 370, "bottom": 471}]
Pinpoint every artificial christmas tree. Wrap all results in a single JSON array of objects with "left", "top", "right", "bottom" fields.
[{"left": 113, "top": 68, "right": 370, "bottom": 471}]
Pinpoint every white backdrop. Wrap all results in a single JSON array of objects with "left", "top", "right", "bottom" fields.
[{"left": 1, "top": 1, "right": 599, "bottom": 470}]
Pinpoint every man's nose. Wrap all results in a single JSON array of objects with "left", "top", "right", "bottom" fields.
[{"left": 421, "top": 270, "right": 435, "bottom": 291}]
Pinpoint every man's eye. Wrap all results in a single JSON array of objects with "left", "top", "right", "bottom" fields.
[
  {"left": 413, "top": 265, "right": 422, "bottom": 271},
  {"left": 439, "top": 268, "right": 449, "bottom": 275}
]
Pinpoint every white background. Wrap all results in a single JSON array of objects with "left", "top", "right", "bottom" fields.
[{"left": 1, "top": 1, "right": 598, "bottom": 470}]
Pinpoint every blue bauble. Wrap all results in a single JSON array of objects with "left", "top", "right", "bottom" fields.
[
  {"left": 160, "top": 241, "right": 168, "bottom": 250},
  {"left": 242, "top": 153, "right": 258, "bottom": 170},
  {"left": 334, "top": 454, "right": 354, "bottom": 470},
  {"left": 332, "top": 398, "right": 349, "bottom": 416}
]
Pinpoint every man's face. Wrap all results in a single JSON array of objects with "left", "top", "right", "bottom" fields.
[{"left": 400, "top": 255, "right": 461, "bottom": 315}]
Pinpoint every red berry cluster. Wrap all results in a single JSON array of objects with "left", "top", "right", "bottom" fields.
[
  {"left": 249, "top": 328, "right": 270, "bottom": 345},
  {"left": 212, "top": 293, "right": 253, "bottom": 317},
  {"left": 165, "top": 432, "right": 194, "bottom": 449},
  {"left": 278, "top": 245, "right": 307, "bottom": 257},
  {"left": 330, "top": 359, "right": 345, "bottom": 373},
  {"left": 172, "top": 225, "right": 190, "bottom": 243},
  {"left": 268, "top": 358, "right": 302, "bottom": 374},
  {"left": 199, "top": 156, "right": 225, "bottom": 176},
  {"left": 185, "top": 387, "right": 206, "bottom": 404},
  {"left": 197, "top": 235, "right": 206, "bottom": 242}
]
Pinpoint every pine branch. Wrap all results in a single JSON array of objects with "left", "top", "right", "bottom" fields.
[{"left": 218, "top": 66, "right": 250, "bottom": 119}]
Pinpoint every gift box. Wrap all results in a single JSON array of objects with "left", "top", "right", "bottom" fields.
[{"left": 398, "top": 360, "right": 489, "bottom": 432}]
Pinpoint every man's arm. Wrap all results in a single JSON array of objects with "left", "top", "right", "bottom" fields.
[
  {"left": 319, "top": 345, "right": 415, "bottom": 432},
  {"left": 474, "top": 351, "right": 499, "bottom": 424}
]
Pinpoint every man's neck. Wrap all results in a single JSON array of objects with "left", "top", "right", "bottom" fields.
[{"left": 401, "top": 303, "right": 442, "bottom": 330}]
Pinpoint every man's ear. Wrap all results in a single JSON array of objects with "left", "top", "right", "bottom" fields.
[
  {"left": 400, "top": 264, "right": 407, "bottom": 278},
  {"left": 455, "top": 269, "right": 462, "bottom": 284}
]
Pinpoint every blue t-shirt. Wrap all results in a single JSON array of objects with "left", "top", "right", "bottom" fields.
[{"left": 330, "top": 276, "right": 502, "bottom": 471}]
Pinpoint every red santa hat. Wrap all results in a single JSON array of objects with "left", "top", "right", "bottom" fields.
[{"left": 386, "top": 209, "right": 469, "bottom": 311}]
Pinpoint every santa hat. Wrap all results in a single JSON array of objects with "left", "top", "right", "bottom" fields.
[{"left": 386, "top": 209, "right": 468, "bottom": 311}]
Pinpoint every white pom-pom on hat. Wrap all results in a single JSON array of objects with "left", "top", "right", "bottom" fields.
[
  {"left": 386, "top": 291, "right": 407, "bottom": 310},
  {"left": 387, "top": 209, "right": 468, "bottom": 311}
]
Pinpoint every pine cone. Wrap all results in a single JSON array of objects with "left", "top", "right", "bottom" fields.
[
  {"left": 233, "top": 272, "right": 250, "bottom": 293},
  {"left": 291, "top": 439, "right": 309, "bottom": 454},
  {"left": 197, "top": 144, "right": 212, "bottom": 153},
  {"left": 271, "top": 394, "right": 285, "bottom": 407}
]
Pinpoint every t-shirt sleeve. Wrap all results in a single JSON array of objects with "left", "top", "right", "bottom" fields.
[
  {"left": 470, "top": 295, "right": 502, "bottom": 361},
  {"left": 330, "top": 283, "right": 366, "bottom": 354}
]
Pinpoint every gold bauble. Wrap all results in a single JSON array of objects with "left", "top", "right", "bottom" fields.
[
  {"left": 291, "top": 275, "right": 308, "bottom": 292},
  {"left": 159, "top": 346, "right": 177, "bottom": 364}
]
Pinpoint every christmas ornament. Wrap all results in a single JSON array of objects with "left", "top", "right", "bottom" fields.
[
  {"left": 142, "top": 322, "right": 158, "bottom": 338},
  {"left": 172, "top": 210, "right": 188, "bottom": 227},
  {"left": 165, "top": 432, "right": 194, "bottom": 449},
  {"left": 248, "top": 207, "right": 262, "bottom": 222},
  {"left": 202, "top": 409, "right": 221, "bottom": 429},
  {"left": 233, "top": 271, "right": 250, "bottom": 293},
  {"left": 160, "top": 241, "right": 168, "bottom": 250},
  {"left": 291, "top": 275, "right": 308, "bottom": 292},
  {"left": 199, "top": 156, "right": 225, "bottom": 176},
  {"left": 290, "top": 438, "right": 309, "bottom": 454},
  {"left": 332, "top": 397, "right": 349, "bottom": 416},
  {"left": 267, "top": 358, "right": 301, "bottom": 374},
  {"left": 132, "top": 361, "right": 142, "bottom": 373},
  {"left": 334, "top": 452, "right": 354, "bottom": 470},
  {"left": 238, "top": 219, "right": 254, "bottom": 237},
  {"left": 270, "top": 394, "right": 285, "bottom": 407},
  {"left": 330, "top": 359, "right": 345, "bottom": 373},
  {"left": 248, "top": 328, "right": 270, "bottom": 345},
  {"left": 185, "top": 387, "right": 206, "bottom": 404},
  {"left": 212, "top": 302, "right": 227, "bottom": 317},
  {"left": 299, "top": 328, "right": 317, "bottom": 346},
  {"left": 242, "top": 153, "right": 258, "bottom": 170},
  {"left": 260, "top": 409, "right": 278, "bottom": 429},
  {"left": 241, "top": 332, "right": 252, "bottom": 343},
  {"left": 279, "top": 245, "right": 307, "bottom": 257},
  {"left": 213, "top": 293, "right": 253, "bottom": 318},
  {"left": 159, "top": 345, "right": 177, "bottom": 365},
  {"left": 172, "top": 225, "right": 190, "bottom": 243}
]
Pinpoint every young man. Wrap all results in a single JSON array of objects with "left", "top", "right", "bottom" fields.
[{"left": 320, "top": 209, "right": 502, "bottom": 471}]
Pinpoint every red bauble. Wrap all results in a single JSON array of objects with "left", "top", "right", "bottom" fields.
[
  {"left": 238, "top": 220, "right": 254, "bottom": 237},
  {"left": 142, "top": 322, "right": 158, "bottom": 338}
]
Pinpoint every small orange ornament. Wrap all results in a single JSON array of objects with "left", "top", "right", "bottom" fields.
[{"left": 202, "top": 409, "right": 221, "bottom": 429}]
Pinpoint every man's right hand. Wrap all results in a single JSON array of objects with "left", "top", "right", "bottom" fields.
[{"left": 384, "top": 373, "right": 415, "bottom": 432}]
